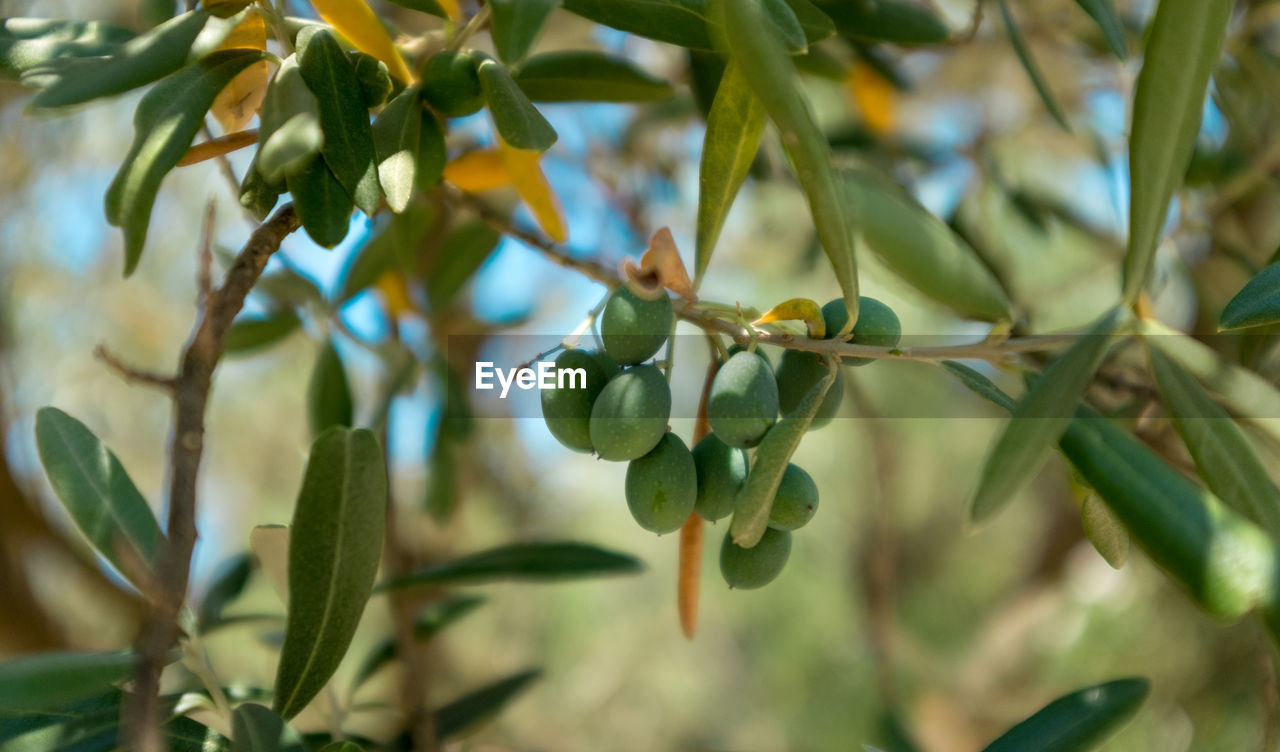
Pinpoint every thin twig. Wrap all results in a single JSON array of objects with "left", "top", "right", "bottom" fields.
[
  {"left": 94, "top": 346, "right": 176, "bottom": 391},
  {"left": 198, "top": 200, "right": 216, "bottom": 302},
  {"left": 123, "top": 204, "right": 300, "bottom": 752}
]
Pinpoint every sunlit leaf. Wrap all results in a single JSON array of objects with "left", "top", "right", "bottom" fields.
[
  {"left": 372, "top": 86, "right": 423, "bottom": 213},
  {"left": 309, "top": 0, "right": 413, "bottom": 83},
  {"left": 378, "top": 542, "right": 642, "bottom": 590},
  {"left": 443, "top": 150, "right": 509, "bottom": 192},
  {"left": 257, "top": 54, "right": 324, "bottom": 184},
  {"left": 0, "top": 19, "right": 134, "bottom": 80},
  {"left": 981, "top": 678, "right": 1149, "bottom": 752},
  {"left": 210, "top": 9, "right": 269, "bottom": 132},
  {"left": 476, "top": 57, "right": 557, "bottom": 151},
  {"left": 499, "top": 141, "right": 567, "bottom": 242}
]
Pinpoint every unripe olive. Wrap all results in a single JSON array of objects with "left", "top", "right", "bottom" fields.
[
  {"left": 820, "top": 297, "right": 901, "bottom": 366},
  {"left": 350, "top": 51, "right": 393, "bottom": 108},
  {"left": 767, "top": 463, "right": 818, "bottom": 530},
  {"left": 707, "top": 351, "right": 779, "bottom": 448},
  {"left": 692, "top": 434, "right": 748, "bottom": 521},
  {"left": 625, "top": 433, "right": 697, "bottom": 534},
  {"left": 421, "top": 51, "right": 484, "bottom": 117},
  {"left": 590, "top": 349, "right": 621, "bottom": 379},
  {"left": 720, "top": 527, "right": 791, "bottom": 589},
  {"left": 600, "top": 287, "right": 674, "bottom": 365},
  {"left": 775, "top": 350, "right": 844, "bottom": 429},
  {"left": 588, "top": 364, "right": 671, "bottom": 461},
  {"left": 728, "top": 343, "right": 772, "bottom": 368},
  {"left": 540, "top": 349, "right": 611, "bottom": 453}
]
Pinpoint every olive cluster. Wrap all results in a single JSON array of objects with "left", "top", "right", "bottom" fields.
[{"left": 540, "top": 288, "right": 901, "bottom": 591}]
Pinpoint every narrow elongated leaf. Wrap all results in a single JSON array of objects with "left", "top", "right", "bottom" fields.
[
  {"left": 273, "top": 428, "right": 387, "bottom": 720},
  {"left": 761, "top": 0, "right": 807, "bottom": 51},
  {"left": 224, "top": 308, "right": 302, "bottom": 354},
  {"left": 416, "top": 112, "right": 446, "bottom": 191},
  {"left": 514, "top": 51, "right": 673, "bottom": 102},
  {"left": 969, "top": 310, "right": 1121, "bottom": 523},
  {"left": 425, "top": 222, "right": 502, "bottom": 309},
  {"left": 250, "top": 524, "right": 290, "bottom": 603},
  {"left": 309, "top": 0, "right": 413, "bottom": 83},
  {"left": 386, "top": 0, "right": 449, "bottom": 17},
  {"left": 844, "top": 169, "right": 1011, "bottom": 321},
  {"left": 0, "top": 19, "right": 134, "bottom": 80},
  {"left": 996, "top": 0, "right": 1070, "bottom": 131},
  {"left": 1075, "top": 0, "right": 1127, "bottom": 60},
  {"left": 168, "top": 716, "right": 231, "bottom": 752},
  {"left": 350, "top": 596, "right": 486, "bottom": 689},
  {"left": 1124, "top": 0, "right": 1231, "bottom": 302},
  {"left": 476, "top": 58, "right": 557, "bottom": 151},
  {"left": 1148, "top": 347, "right": 1280, "bottom": 537},
  {"left": 730, "top": 356, "right": 835, "bottom": 547},
  {"left": 210, "top": 10, "right": 269, "bottom": 132},
  {"left": 371, "top": 87, "right": 422, "bottom": 214},
  {"left": 784, "top": 0, "right": 835, "bottom": 45},
  {"left": 308, "top": 340, "right": 354, "bottom": 438},
  {"left": 105, "top": 49, "right": 266, "bottom": 275},
  {"left": 714, "top": 0, "right": 859, "bottom": 334},
  {"left": 34, "top": 407, "right": 164, "bottom": 584},
  {"left": 338, "top": 200, "right": 438, "bottom": 301},
  {"left": 490, "top": 0, "right": 560, "bottom": 63},
  {"left": 257, "top": 55, "right": 324, "bottom": 184},
  {"left": 0, "top": 652, "right": 134, "bottom": 713},
  {"left": 696, "top": 61, "right": 764, "bottom": 284},
  {"left": 378, "top": 542, "right": 642, "bottom": 590},
  {"left": 287, "top": 157, "right": 354, "bottom": 248},
  {"left": 559, "top": 0, "right": 825, "bottom": 52},
  {"left": 230, "top": 704, "right": 285, "bottom": 752},
  {"left": 982, "top": 678, "right": 1150, "bottom": 752},
  {"left": 433, "top": 669, "right": 541, "bottom": 741},
  {"left": 1220, "top": 262, "right": 1280, "bottom": 330},
  {"left": 498, "top": 143, "right": 568, "bottom": 242},
  {"left": 26, "top": 10, "right": 209, "bottom": 109},
  {"left": 0, "top": 690, "right": 121, "bottom": 745},
  {"left": 813, "top": 0, "right": 949, "bottom": 44},
  {"left": 199, "top": 554, "right": 254, "bottom": 629},
  {"left": 296, "top": 27, "right": 381, "bottom": 217},
  {"left": 1081, "top": 494, "right": 1129, "bottom": 570}
]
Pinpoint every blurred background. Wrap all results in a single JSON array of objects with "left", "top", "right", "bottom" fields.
[{"left": 1, "top": 0, "right": 1278, "bottom": 749}]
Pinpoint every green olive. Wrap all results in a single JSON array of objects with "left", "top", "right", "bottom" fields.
[
  {"left": 692, "top": 434, "right": 748, "bottom": 521},
  {"left": 720, "top": 527, "right": 791, "bottom": 589},
  {"left": 625, "top": 433, "right": 697, "bottom": 534},
  {"left": 767, "top": 463, "right": 818, "bottom": 530},
  {"left": 820, "top": 296, "right": 901, "bottom": 366},
  {"left": 600, "top": 286, "right": 674, "bottom": 365},
  {"left": 588, "top": 364, "right": 671, "bottom": 461},
  {"left": 421, "top": 51, "right": 484, "bottom": 117},
  {"left": 540, "top": 349, "right": 611, "bottom": 453},
  {"left": 775, "top": 350, "right": 843, "bottom": 429},
  {"left": 707, "top": 350, "right": 779, "bottom": 448}
]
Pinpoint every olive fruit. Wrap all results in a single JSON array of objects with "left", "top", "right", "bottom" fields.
[
  {"left": 625, "top": 433, "right": 697, "bottom": 534},
  {"left": 540, "top": 349, "right": 611, "bottom": 453},
  {"left": 590, "top": 349, "right": 621, "bottom": 379},
  {"left": 692, "top": 434, "right": 748, "bottom": 521},
  {"left": 820, "top": 297, "right": 901, "bottom": 366},
  {"left": 720, "top": 527, "right": 791, "bottom": 589},
  {"left": 775, "top": 350, "right": 844, "bottom": 429},
  {"left": 350, "top": 51, "right": 393, "bottom": 108},
  {"left": 421, "top": 51, "right": 484, "bottom": 117},
  {"left": 728, "top": 343, "right": 772, "bottom": 368},
  {"left": 767, "top": 463, "right": 818, "bottom": 530},
  {"left": 600, "top": 287, "right": 674, "bottom": 365},
  {"left": 707, "top": 350, "right": 779, "bottom": 448},
  {"left": 588, "top": 364, "right": 671, "bottom": 461}
]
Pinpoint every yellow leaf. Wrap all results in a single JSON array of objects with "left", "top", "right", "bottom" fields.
[
  {"left": 847, "top": 62, "right": 895, "bottom": 136},
  {"left": 211, "top": 10, "right": 268, "bottom": 132},
  {"left": 754, "top": 298, "right": 826, "bottom": 338},
  {"left": 437, "top": 0, "right": 462, "bottom": 22},
  {"left": 444, "top": 150, "right": 511, "bottom": 192},
  {"left": 310, "top": 0, "right": 414, "bottom": 84},
  {"left": 376, "top": 270, "right": 415, "bottom": 318},
  {"left": 499, "top": 141, "right": 567, "bottom": 243}
]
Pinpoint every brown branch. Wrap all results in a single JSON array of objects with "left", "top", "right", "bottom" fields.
[
  {"left": 124, "top": 204, "right": 300, "bottom": 752},
  {"left": 178, "top": 129, "right": 259, "bottom": 167},
  {"left": 93, "top": 345, "right": 176, "bottom": 391}
]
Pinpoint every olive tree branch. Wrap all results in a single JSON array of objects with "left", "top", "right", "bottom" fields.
[{"left": 124, "top": 204, "right": 301, "bottom": 752}]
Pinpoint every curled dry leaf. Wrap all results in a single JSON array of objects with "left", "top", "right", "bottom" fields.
[
  {"left": 621, "top": 227, "right": 697, "bottom": 301},
  {"left": 752, "top": 297, "right": 826, "bottom": 338}
]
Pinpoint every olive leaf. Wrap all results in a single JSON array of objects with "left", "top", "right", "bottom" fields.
[
  {"left": 287, "top": 156, "right": 355, "bottom": 248},
  {"left": 490, "top": 0, "right": 560, "bottom": 63},
  {"left": 307, "top": 340, "right": 354, "bottom": 438},
  {"left": 1075, "top": 0, "right": 1127, "bottom": 60},
  {"left": 416, "top": 112, "right": 447, "bottom": 191},
  {"left": 783, "top": 0, "right": 835, "bottom": 45},
  {"left": 425, "top": 221, "right": 502, "bottom": 310},
  {"left": 0, "top": 652, "right": 135, "bottom": 713},
  {"left": 308, "top": 0, "right": 413, "bottom": 83},
  {"left": 996, "top": 0, "right": 1070, "bottom": 131},
  {"left": 377, "top": 542, "right": 642, "bottom": 590},
  {"left": 1219, "top": 261, "right": 1280, "bottom": 330},
  {"left": 104, "top": 48, "right": 266, "bottom": 275},
  {"left": 559, "top": 0, "right": 827, "bottom": 52},
  {"left": 695, "top": 61, "right": 764, "bottom": 285},
  {"left": 240, "top": 156, "right": 284, "bottom": 221},
  {"left": 433, "top": 669, "right": 542, "bottom": 741},
  {"left": 0, "top": 18, "right": 135, "bottom": 80},
  {"left": 257, "top": 54, "right": 324, "bottom": 184},
  {"left": 476, "top": 57, "right": 557, "bottom": 151},
  {"left": 812, "top": 0, "right": 949, "bottom": 44},
  {"left": 338, "top": 199, "right": 439, "bottom": 302},
  {"left": 371, "top": 86, "right": 423, "bottom": 214},
  {"left": 350, "top": 595, "right": 486, "bottom": 689},
  {"left": 273, "top": 428, "right": 387, "bottom": 720},
  {"left": 198, "top": 553, "right": 254, "bottom": 630},
  {"left": 1081, "top": 494, "right": 1129, "bottom": 570},
  {"left": 514, "top": 51, "right": 674, "bottom": 102},
  {"left": 35, "top": 407, "right": 164, "bottom": 586},
  {"left": 224, "top": 308, "right": 302, "bottom": 354},
  {"left": 230, "top": 703, "right": 289, "bottom": 752},
  {"left": 713, "top": 0, "right": 860, "bottom": 335},
  {"left": 0, "top": 690, "right": 123, "bottom": 747},
  {"left": 1123, "top": 0, "right": 1231, "bottom": 303},
  {"left": 981, "top": 678, "right": 1150, "bottom": 752}
]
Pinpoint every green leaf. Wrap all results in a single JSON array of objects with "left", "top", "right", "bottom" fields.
[
  {"left": 0, "top": 652, "right": 134, "bottom": 713},
  {"left": 1148, "top": 346, "right": 1280, "bottom": 537},
  {"left": 350, "top": 595, "right": 486, "bottom": 689},
  {"left": 287, "top": 157, "right": 355, "bottom": 248},
  {"left": 224, "top": 308, "right": 302, "bottom": 354},
  {"left": 981, "top": 678, "right": 1150, "bottom": 752},
  {"left": 783, "top": 0, "right": 835, "bottom": 45},
  {"left": 1220, "top": 261, "right": 1280, "bottom": 330},
  {"left": 258, "top": 55, "right": 325, "bottom": 184},
  {"left": 1123, "top": 0, "right": 1231, "bottom": 303},
  {"left": 812, "top": 0, "right": 949, "bottom": 44},
  {"left": 433, "top": 669, "right": 541, "bottom": 741},
  {"left": 168, "top": 716, "right": 231, "bottom": 752},
  {"left": 416, "top": 112, "right": 446, "bottom": 191},
  {"left": 104, "top": 48, "right": 266, "bottom": 276},
  {"left": 939, "top": 361, "right": 1016, "bottom": 412},
  {"left": 230, "top": 704, "right": 286, "bottom": 752},
  {"left": 695, "top": 61, "right": 764, "bottom": 285},
  {"left": 240, "top": 157, "right": 284, "bottom": 222},
  {"left": 476, "top": 57, "right": 557, "bottom": 151},
  {"left": 1081, "top": 493, "right": 1129, "bottom": 570},
  {"left": 385, "top": 0, "right": 448, "bottom": 17},
  {"left": 296, "top": 27, "right": 381, "bottom": 217},
  {"left": 0, "top": 18, "right": 135, "bottom": 80},
  {"left": 26, "top": 10, "right": 209, "bottom": 109},
  {"left": 426, "top": 221, "right": 501, "bottom": 310},
  {"left": 273, "top": 427, "right": 387, "bottom": 721},
  {"left": 761, "top": 0, "right": 807, "bottom": 51},
  {"left": 514, "top": 51, "right": 674, "bottom": 102},
  {"left": 844, "top": 168, "right": 1011, "bottom": 321},
  {"left": 0, "top": 690, "right": 121, "bottom": 746},
  {"left": 378, "top": 542, "right": 643, "bottom": 591},
  {"left": 1075, "top": 0, "right": 1127, "bottom": 60},
  {"left": 713, "top": 0, "right": 859, "bottom": 335},
  {"left": 350, "top": 52, "right": 392, "bottom": 108},
  {"left": 308, "top": 340, "right": 354, "bottom": 438},
  {"left": 969, "top": 310, "right": 1121, "bottom": 524},
  {"left": 339, "top": 199, "right": 439, "bottom": 302},
  {"left": 490, "top": 0, "right": 560, "bottom": 63},
  {"left": 996, "top": 0, "right": 1070, "bottom": 131},
  {"left": 371, "top": 86, "right": 422, "bottom": 214},
  {"left": 198, "top": 554, "right": 254, "bottom": 630},
  {"left": 34, "top": 407, "right": 164, "bottom": 585},
  {"left": 559, "top": 0, "right": 826, "bottom": 52}
]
